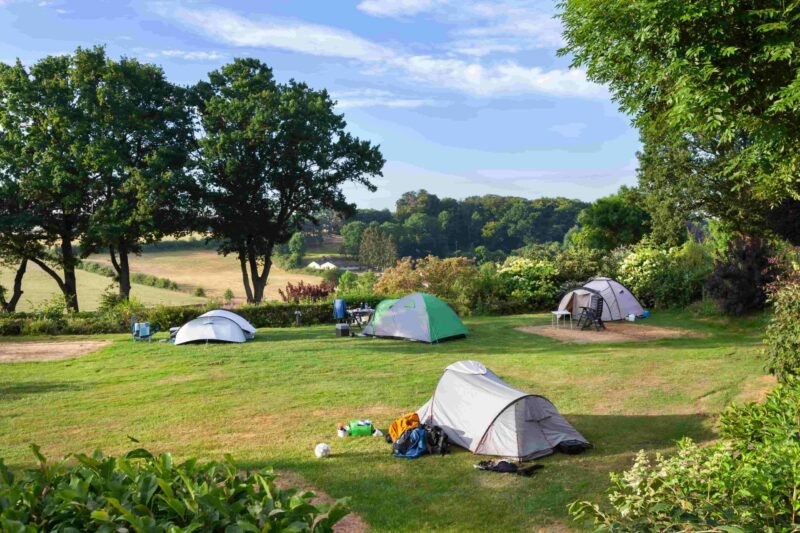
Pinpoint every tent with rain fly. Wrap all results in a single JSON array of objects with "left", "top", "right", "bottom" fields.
[
  {"left": 361, "top": 292, "right": 467, "bottom": 343},
  {"left": 417, "top": 360, "right": 589, "bottom": 459},
  {"left": 174, "top": 316, "right": 247, "bottom": 345},
  {"left": 199, "top": 309, "right": 256, "bottom": 339},
  {"left": 558, "top": 277, "right": 644, "bottom": 321}
]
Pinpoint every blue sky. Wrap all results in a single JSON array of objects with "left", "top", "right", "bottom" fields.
[{"left": 0, "top": 0, "right": 639, "bottom": 209}]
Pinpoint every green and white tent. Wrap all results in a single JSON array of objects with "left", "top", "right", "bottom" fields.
[{"left": 362, "top": 292, "right": 468, "bottom": 343}]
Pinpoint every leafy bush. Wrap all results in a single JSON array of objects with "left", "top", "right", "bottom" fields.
[
  {"left": 706, "top": 236, "right": 776, "bottom": 315},
  {"left": 77, "top": 261, "right": 181, "bottom": 291},
  {"left": 193, "top": 286, "right": 206, "bottom": 297},
  {"left": 0, "top": 446, "right": 349, "bottom": 532},
  {"left": 496, "top": 256, "right": 560, "bottom": 310},
  {"left": 617, "top": 241, "right": 712, "bottom": 308},
  {"left": 278, "top": 281, "right": 335, "bottom": 303},
  {"left": 223, "top": 288, "right": 234, "bottom": 303},
  {"left": 570, "top": 378, "right": 800, "bottom": 531},
  {"left": 765, "top": 266, "right": 800, "bottom": 382}
]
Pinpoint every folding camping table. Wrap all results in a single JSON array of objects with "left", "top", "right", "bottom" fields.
[
  {"left": 550, "top": 310, "right": 572, "bottom": 329},
  {"left": 347, "top": 308, "right": 374, "bottom": 329}
]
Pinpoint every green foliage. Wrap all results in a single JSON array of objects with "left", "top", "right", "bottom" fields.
[
  {"left": 706, "top": 237, "right": 776, "bottom": 315},
  {"left": 560, "top": 0, "right": 800, "bottom": 242},
  {"left": 496, "top": 257, "right": 560, "bottom": 310},
  {"left": 193, "top": 286, "right": 206, "bottom": 297},
  {"left": 341, "top": 221, "right": 366, "bottom": 257},
  {"left": 617, "top": 241, "right": 712, "bottom": 308},
  {"left": 196, "top": 57, "right": 383, "bottom": 302},
  {"left": 0, "top": 446, "right": 349, "bottom": 532},
  {"left": 288, "top": 232, "right": 307, "bottom": 257},
  {"left": 571, "top": 379, "right": 800, "bottom": 531},
  {"left": 568, "top": 188, "right": 650, "bottom": 251},
  {"left": 78, "top": 261, "right": 180, "bottom": 291},
  {"left": 223, "top": 288, "right": 234, "bottom": 303},
  {"left": 765, "top": 269, "right": 800, "bottom": 382},
  {"left": 358, "top": 225, "right": 398, "bottom": 269}
]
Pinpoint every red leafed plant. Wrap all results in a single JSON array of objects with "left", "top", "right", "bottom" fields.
[{"left": 279, "top": 280, "right": 336, "bottom": 303}]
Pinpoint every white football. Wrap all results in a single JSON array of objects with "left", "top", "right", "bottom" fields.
[{"left": 314, "top": 443, "right": 331, "bottom": 458}]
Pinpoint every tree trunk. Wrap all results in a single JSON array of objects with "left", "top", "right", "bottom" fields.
[
  {"left": 60, "top": 236, "right": 79, "bottom": 312},
  {"left": 3, "top": 258, "right": 27, "bottom": 312},
  {"left": 110, "top": 243, "right": 131, "bottom": 299},
  {"left": 246, "top": 238, "right": 273, "bottom": 303},
  {"left": 238, "top": 250, "right": 254, "bottom": 303}
]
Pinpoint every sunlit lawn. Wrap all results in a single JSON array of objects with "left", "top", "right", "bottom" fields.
[{"left": 0, "top": 310, "right": 770, "bottom": 531}]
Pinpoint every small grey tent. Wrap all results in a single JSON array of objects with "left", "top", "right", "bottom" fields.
[
  {"left": 417, "top": 361, "right": 588, "bottom": 459},
  {"left": 558, "top": 277, "right": 644, "bottom": 322},
  {"left": 174, "top": 316, "right": 247, "bottom": 345},
  {"left": 361, "top": 292, "right": 467, "bottom": 343},
  {"left": 199, "top": 309, "right": 256, "bottom": 339}
]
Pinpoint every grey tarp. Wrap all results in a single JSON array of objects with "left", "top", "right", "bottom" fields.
[
  {"left": 199, "top": 309, "right": 256, "bottom": 339},
  {"left": 417, "top": 360, "right": 588, "bottom": 459},
  {"left": 174, "top": 316, "right": 247, "bottom": 345},
  {"left": 558, "top": 277, "right": 644, "bottom": 321}
]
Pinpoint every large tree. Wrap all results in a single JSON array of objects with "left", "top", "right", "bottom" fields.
[
  {"left": 0, "top": 49, "right": 106, "bottom": 311},
  {"left": 568, "top": 187, "right": 650, "bottom": 250},
  {"left": 82, "top": 55, "right": 196, "bottom": 299},
  {"left": 195, "top": 59, "right": 384, "bottom": 302},
  {"left": 559, "top": 0, "right": 800, "bottom": 239},
  {"left": 0, "top": 173, "right": 42, "bottom": 312}
]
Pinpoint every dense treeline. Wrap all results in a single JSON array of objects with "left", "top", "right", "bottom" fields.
[{"left": 341, "top": 190, "right": 588, "bottom": 262}]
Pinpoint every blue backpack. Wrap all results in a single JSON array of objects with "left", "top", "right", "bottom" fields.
[{"left": 392, "top": 427, "right": 428, "bottom": 459}]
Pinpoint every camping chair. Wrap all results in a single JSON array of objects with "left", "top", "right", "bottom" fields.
[
  {"left": 576, "top": 296, "right": 606, "bottom": 331},
  {"left": 131, "top": 317, "right": 159, "bottom": 342}
]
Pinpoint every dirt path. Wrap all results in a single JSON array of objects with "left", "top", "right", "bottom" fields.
[
  {"left": 0, "top": 340, "right": 111, "bottom": 363},
  {"left": 517, "top": 322, "right": 704, "bottom": 343},
  {"left": 275, "top": 470, "right": 369, "bottom": 533}
]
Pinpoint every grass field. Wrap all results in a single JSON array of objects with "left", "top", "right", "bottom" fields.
[
  {"left": 0, "top": 311, "right": 770, "bottom": 531},
  {"left": 0, "top": 262, "right": 207, "bottom": 312},
  {"left": 87, "top": 248, "right": 322, "bottom": 303}
]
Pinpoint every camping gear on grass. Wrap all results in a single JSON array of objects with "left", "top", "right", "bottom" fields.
[
  {"left": 473, "top": 460, "right": 543, "bottom": 477},
  {"left": 392, "top": 427, "right": 429, "bottom": 459},
  {"left": 334, "top": 299, "right": 347, "bottom": 322},
  {"left": 361, "top": 292, "right": 467, "bottom": 343},
  {"left": 199, "top": 309, "right": 256, "bottom": 339},
  {"left": 417, "top": 360, "right": 590, "bottom": 460},
  {"left": 349, "top": 419, "right": 374, "bottom": 436},
  {"left": 314, "top": 443, "right": 331, "bottom": 458},
  {"left": 558, "top": 277, "right": 644, "bottom": 322},
  {"left": 131, "top": 318, "right": 159, "bottom": 342},
  {"left": 388, "top": 412, "right": 421, "bottom": 443},
  {"left": 423, "top": 424, "right": 449, "bottom": 455},
  {"left": 174, "top": 316, "right": 247, "bottom": 345},
  {"left": 335, "top": 323, "right": 350, "bottom": 337}
]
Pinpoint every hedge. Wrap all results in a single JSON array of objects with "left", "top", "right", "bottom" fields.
[{"left": 0, "top": 295, "right": 388, "bottom": 336}]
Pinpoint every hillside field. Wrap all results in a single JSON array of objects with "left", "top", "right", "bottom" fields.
[
  {"left": 0, "top": 310, "right": 771, "bottom": 532},
  {"left": 0, "top": 261, "right": 207, "bottom": 312}
]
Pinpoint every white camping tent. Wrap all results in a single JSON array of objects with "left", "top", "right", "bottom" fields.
[
  {"left": 174, "top": 316, "right": 247, "bottom": 345},
  {"left": 558, "top": 277, "right": 644, "bottom": 321},
  {"left": 199, "top": 309, "right": 256, "bottom": 339},
  {"left": 417, "top": 361, "right": 588, "bottom": 459}
]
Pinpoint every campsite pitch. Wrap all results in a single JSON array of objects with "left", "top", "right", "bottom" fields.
[
  {"left": 0, "top": 340, "right": 110, "bottom": 363},
  {"left": 0, "top": 311, "right": 769, "bottom": 532},
  {"left": 517, "top": 322, "right": 705, "bottom": 343}
]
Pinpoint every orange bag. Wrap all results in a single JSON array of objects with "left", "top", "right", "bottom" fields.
[{"left": 389, "top": 412, "right": 420, "bottom": 442}]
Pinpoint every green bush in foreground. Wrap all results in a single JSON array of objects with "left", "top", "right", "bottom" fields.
[
  {"left": 0, "top": 446, "right": 349, "bottom": 532},
  {"left": 570, "top": 378, "right": 800, "bottom": 531}
]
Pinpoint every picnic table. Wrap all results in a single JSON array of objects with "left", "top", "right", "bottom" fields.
[{"left": 347, "top": 307, "right": 374, "bottom": 328}]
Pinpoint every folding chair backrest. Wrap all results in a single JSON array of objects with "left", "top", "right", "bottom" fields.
[
  {"left": 333, "top": 299, "right": 347, "bottom": 320},
  {"left": 594, "top": 296, "right": 604, "bottom": 317}
]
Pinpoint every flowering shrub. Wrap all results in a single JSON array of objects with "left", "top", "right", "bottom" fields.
[
  {"left": 279, "top": 280, "right": 335, "bottom": 303},
  {"left": 496, "top": 256, "right": 560, "bottom": 309},
  {"left": 570, "top": 379, "right": 800, "bottom": 531}
]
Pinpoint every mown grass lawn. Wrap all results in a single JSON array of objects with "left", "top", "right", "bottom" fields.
[{"left": 0, "top": 311, "right": 770, "bottom": 531}]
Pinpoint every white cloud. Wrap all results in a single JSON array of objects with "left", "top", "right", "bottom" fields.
[
  {"left": 356, "top": 0, "right": 440, "bottom": 18},
  {"left": 160, "top": 49, "right": 224, "bottom": 61},
  {"left": 167, "top": 5, "right": 604, "bottom": 99},
  {"left": 333, "top": 89, "right": 436, "bottom": 109},
  {"left": 172, "top": 7, "right": 393, "bottom": 61}
]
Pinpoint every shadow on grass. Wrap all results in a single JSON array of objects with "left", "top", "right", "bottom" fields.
[{"left": 0, "top": 381, "right": 76, "bottom": 401}]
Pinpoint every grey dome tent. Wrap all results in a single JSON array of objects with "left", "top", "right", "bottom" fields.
[
  {"left": 174, "top": 316, "right": 247, "bottom": 345},
  {"left": 199, "top": 309, "right": 256, "bottom": 339},
  {"left": 361, "top": 292, "right": 467, "bottom": 343},
  {"left": 417, "top": 361, "right": 589, "bottom": 459},
  {"left": 558, "top": 277, "right": 644, "bottom": 322}
]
